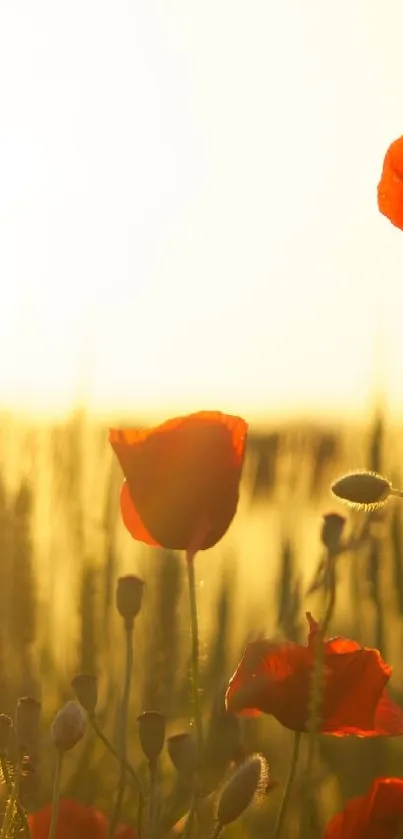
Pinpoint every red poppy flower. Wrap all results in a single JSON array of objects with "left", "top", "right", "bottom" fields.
[
  {"left": 324, "top": 777, "right": 403, "bottom": 838},
  {"left": 28, "top": 798, "right": 136, "bottom": 839},
  {"left": 377, "top": 136, "right": 403, "bottom": 230},
  {"left": 109, "top": 411, "right": 248, "bottom": 550},
  {"left": 225, "top": 613, "right": 403, "bottom": 737}
]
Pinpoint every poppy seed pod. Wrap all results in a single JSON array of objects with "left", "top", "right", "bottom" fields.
[
  {"left": 331, "top": 471, "right": 392, "bottom": 510},
  {"left": 321, "top": 513, "right": 346, "bottom": 555},
  {"left": 15, "top": 697, "right": 41, "bottom": 755},
  {"left": 216, "top": 754, "right": 268, "bottom": 827},
  {"left": 116, "top": 575, "right": 144, "bottom": 627},
  {"left": 167, "top": 733, "right": 198, "bottom": 775},
  {"left": 52, "top": 701, "right": 86, "bottom": 752},
  {"left": 137, "top": 711, "right": 166, "bottom": 764},
  {"left": 71, "top": 674, "right": 98, "bottom": 715},
  {"left": 0, "top": 714, "right": 12, "bottom": 752}
]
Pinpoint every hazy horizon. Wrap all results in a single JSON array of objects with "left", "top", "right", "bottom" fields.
[{"left": 1, "top": 1, "right": 403, "bottom": 423}]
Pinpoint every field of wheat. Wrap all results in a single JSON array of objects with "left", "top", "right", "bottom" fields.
[{"left": 0, "top": 409, "right": 402, "bottom": 837}]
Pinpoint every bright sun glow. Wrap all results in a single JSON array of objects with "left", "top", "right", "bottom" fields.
[{"left": 1, "top": 0, "right": 403, "bottom": 422}]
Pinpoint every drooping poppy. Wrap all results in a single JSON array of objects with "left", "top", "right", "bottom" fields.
[
  {"left": 225, "top": 613, "right": 403, "bottom": 737},
  {"left": 324, "top": 777, "right": 403, "bottom": 838},
  {"left": 377, "top": 136, "right": 403, "bottom": 230},
  {"left": 28, "top": 798, "right": 136, "bottom": 839},
  {"left": 109, "top": 411, "right": 248, "bottom": 550}
]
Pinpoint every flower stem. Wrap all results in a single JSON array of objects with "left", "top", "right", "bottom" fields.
[
  {"left": 273, "top": 731, "right": 301, "bottom": 839},
  {"left": 108, "top": 623, "right": 134, "bottom": 839},
  {"left": 146, "top": 760, "right": 158, "bottom": 839},
  {"left": 47, "top": 750, "right": 63, "bottom": 839},
  {"left": 182, "top": 548, "right": 203, "bottom": 839},
  {"left": 90, "top": 716, "right": 144, "bottom": 835},
  {"left": 0, "top": 755, "right": 30, "bottom": 839},
  {"left": 186, "top": 554, "right": 203, "bottom": 754},
  {"left": 301, "top": 558, "right": 337, "bottom": 838},
  {"left": 1, "top": 757, "right": 23, "bottom": 839}
]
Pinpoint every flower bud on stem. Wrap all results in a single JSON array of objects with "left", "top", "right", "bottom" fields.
[{"left": 108, "top": 580, "right": 141, "bottom": 839}]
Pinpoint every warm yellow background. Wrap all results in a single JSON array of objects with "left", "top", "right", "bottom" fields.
[{"left": 1, "top": 0, "right": 403, "bottom": 422}]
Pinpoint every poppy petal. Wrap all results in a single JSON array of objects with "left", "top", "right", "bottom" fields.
[
  {"left": 378, "top": 136, "right": 403, "bottom": 230},
  {"left": 321, "top": 646, "right": 391, "bottom": 736},
  {"left": 325, "top": 778, "right": 403, "bottom": 838},
  {"left": 373, "top": 690, "right": 403, "bottom": 736},
  {"left": 28, "top": 799, "right": 107, "bottom": 839},
  {"left": 120, "top": 482, "right": 161, "bottom": 548},
  {"left": 226, "top": 640, "right": 312, "bottom": 730},
  {"left": 110, "top": 412, "right": 248, "bottom": 550}
]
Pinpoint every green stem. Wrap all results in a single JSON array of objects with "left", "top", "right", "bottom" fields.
[
  {"left": 47, "top": 750, "right": 63, "bottom": 839},
  {"left": 0, "top": 754, "right": 30, "bottom": 839},
  {"left": 186, "top": 554, "right": 203, "bottom": 754},
  {"left": 1, "top": 758, "right": 22, "bottom": 839},
  {"left": 91, "top": 718, "right": 144, "bottom": 837},
  {"left": 273, "top": 732, "right": 301, "bottom": 839},
  {"left": 90, "top": 717, "right": 142, "bottom": 796},
  {"left": 182, "top": 550, "right": 203, "bottom": 839},
  {"left": 301, "top": 559, "right": 337, "bottom": 838},
  {"left": 108, "top": 624, "right": 134, "bottom": 839},
  {"left": 146, "top": 760, "right": 158, "bottom": 839}
]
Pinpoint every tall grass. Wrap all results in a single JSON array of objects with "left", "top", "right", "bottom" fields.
[{"left": 0, "top": 410, "right": 403, "bottom": 835}]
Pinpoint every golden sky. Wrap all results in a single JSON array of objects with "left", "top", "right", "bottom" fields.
[{"left": 1, "top": 0, "right": 403, "bottom": 422}]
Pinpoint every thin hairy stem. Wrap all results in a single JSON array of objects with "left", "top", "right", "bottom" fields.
[
  {"left": 209, "top": 823, "right": 223, "bottom": 839},
  {"left": 301, "top": 559, "right": 337, "bottom": 838},
  {"left": 182, "top": 546, "right": 204, "bottom": 839},
  {"left": 90, "top": 716, "right": 144, "bottom": 835},
  {"left": 47, "top": 750, "right": 63, "bottom": 839},
  {"left": 1, "top": 757, "right": 23, "bottom": 839},
  {"left": 146, "top": 760, "right": 159, "bottom": 839},
  {"left": 108, "top": 624, "right": 134, "bottom": 839},
  {"left": 0, "top": 754, "right": 30, "bottom": 839},
  {"left": 273, "top": 731, "right": 301, "bottom": 839}
]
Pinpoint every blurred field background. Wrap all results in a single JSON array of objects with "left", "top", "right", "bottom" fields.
[{"left": 1, "top": 408, "right": 403, "bottom": 836}]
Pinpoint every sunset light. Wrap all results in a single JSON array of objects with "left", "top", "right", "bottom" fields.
[{"left": 1, "top": 1, "right": 403, "bottom": 423}]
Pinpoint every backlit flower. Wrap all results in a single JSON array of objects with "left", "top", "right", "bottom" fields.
[
  {"left": 28, "top": 798, "right": 136, "bottom": 839},
  {"left": 225, "top": 613, "right": 403, "bottom": 737},
  {"left": 378, "top": 136, "right": 403, "bottom": 230},
  {"left": 109, "top": 411, "right": 248, "bottom": 550},
  {"left": 324, "top": 777, "right": 403, "bottom": 838}
]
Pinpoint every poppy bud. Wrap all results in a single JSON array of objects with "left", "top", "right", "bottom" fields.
[
  {"left": 116, "top": 576, "right": 144, "bottom": 628},
  {"left": 331, "top": 471, "right": 392, "bottom": 510},
  {"left": 137, "top": 711, "right": 165, "bottom": 764},
  {"left": 216, "top": 754, "right": 268, "bottom": 827},
  {"left": 15, "top": 697, "right": 41, "bottom": 755},
  {"left": 321, "top": 513, "right": 346, "bottom": 554},
  {"left": 71, "top": 674, "right": 98, "bottom": 715},
  {"left": 167, "top": 733, "right": 198, "bottom": 775},
  {"left": 0, "top": 715, "right": 12, "bottom": 752},
  {"left": 51, "top": 701, "right": 86, "bottom": 752}
]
